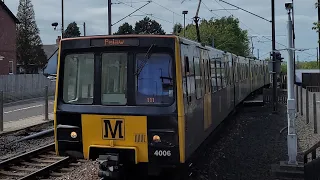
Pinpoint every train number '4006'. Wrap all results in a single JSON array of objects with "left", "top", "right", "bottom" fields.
[{"left": 154, "top": 150, "right": 171, "bottom": 156}]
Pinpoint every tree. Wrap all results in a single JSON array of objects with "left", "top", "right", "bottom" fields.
[
  {"left": 63, "top": 22, "right": 81, "bottom": 38},
  {"left": 16, "top": 0, "right": 47, "bottom": 73},
  {"left": 173, "top": 23, "right": 182, "bottom": 35},
  {"left": 134, "top": 17, "right": 165, "bottom": 35},
  {"left": 179, "top": 16, "right": 250, "bottom": 57},
  {"left": 114, "top": 22, "right": 134, "bottom": 35}
]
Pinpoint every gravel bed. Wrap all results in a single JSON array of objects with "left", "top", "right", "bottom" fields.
[
  {"left": 0, "top": 122, "right": 54, "bottom": 161},
  {"left": 51, "top": 160, "right": 99, "bottom": 180},
  {"left": 48, "top": 104, "right": 289, "bottom": 180},
  {"left": 296, "top": 112, "right": 320, "bottom": 162},
  {"left": 187, "top": 104, "right": 289, "bottom": 180}
]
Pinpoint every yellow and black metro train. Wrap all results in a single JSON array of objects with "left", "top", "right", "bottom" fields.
[{"left": 53, "top": 34, "right": 270, "bottom": 179}]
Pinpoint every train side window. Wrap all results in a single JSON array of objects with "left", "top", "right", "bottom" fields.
[
  {"left": 201, "top": 58, "right": 207, "bottom": 93},
  {"left": 234, "top": 61, "right": 237, "bottom": 83},
  {"left": 224, "top": 62, "right": 228, "bottom": 85},
  {"left": 207, "top": 59, "right": 211, "bottom": 92},
  {"left": 239, "top": 63, "right": 242, "bottom": 81},
  {"left": 185, "top": 56, "right": 190, "bottom": 73},
  {"left": 228, "top": 61, "right": 233, "bottom": 83},
  {"left": 226, "top": 62, "right": 230, "bottom": 85},
  {"left": 247, "top": 64, "right": 249, "bottom": 78},
  {"left": 240, "top": 64, "right": 242, "bottom": 81},
  {"left": 210, "top": 59, "right": 218, "bottom": 92},
  {"left": 221, "top": 62, "right": 226, "bottom": 88},
  {"left": 188, "top": 57, "right": 195, "bottom": 97},
  {"left": 216, "top": 61, "right": 222, "bottom": 90},
  {"left": 194, "top": 57, "right": 202, "bottom": 99},
  {"left": 184, "top": 56, "right": 191, "bottom": 102}
]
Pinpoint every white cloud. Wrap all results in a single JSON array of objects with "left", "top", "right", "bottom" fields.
[{"left": 3, "top": 0, "right": 319, "bottom": 61}]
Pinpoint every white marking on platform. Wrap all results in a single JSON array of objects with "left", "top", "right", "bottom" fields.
[{"left": 4, "top": 102, "right": 54, "bottom": 114}]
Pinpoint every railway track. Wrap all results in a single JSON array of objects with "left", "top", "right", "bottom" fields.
[{"left": 0, "top": 143, "right": 82, "bottom": 180}]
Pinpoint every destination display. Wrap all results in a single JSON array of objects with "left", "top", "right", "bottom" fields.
[{"left": 90, "top": 38, "right": 139, "bottom": 47}]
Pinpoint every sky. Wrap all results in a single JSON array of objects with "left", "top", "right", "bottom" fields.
[{"left": 3, "top": 0, "right": 319, "bottom": 62}]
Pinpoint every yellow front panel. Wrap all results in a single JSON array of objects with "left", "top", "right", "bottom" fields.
[{"left": 81, "top": 114, "right": 148, "bottom": 163}]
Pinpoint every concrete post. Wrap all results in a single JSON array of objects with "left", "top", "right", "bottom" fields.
[
  {"left": 0, "top": 91, "right": 3, "bottom": 132},
  {"left": 299, "top": 86, "right": 303, "bottom": 115},
  {"left": 286, "top": 7, "right": 297, "bottom": 165},
  {"left": 306, "top": 89, "right": 309, "bottom": 124},
  {"left": 44, "top": 86, "right": 49, "bottom": 121},
  {"left": 313, "top": 93, "right": 317, "bottom": 134}
]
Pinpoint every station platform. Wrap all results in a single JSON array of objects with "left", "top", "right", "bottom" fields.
[{"left": 0, "top": 113, "right": 53, "bottom": 135}]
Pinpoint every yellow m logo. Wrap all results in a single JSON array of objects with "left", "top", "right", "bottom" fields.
[{"left": 103, "top": 119, "right": 125, "bottom": 140}]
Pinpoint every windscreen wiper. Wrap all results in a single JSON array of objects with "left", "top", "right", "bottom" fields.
[{"left": 135, "top": 44, "right": 156, "bottom": 76}]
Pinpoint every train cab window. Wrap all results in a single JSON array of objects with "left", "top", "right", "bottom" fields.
[
  {"left": 135, "top": 53, "right": 174, "bottom": 105},
  {"left": 101, "top": 53, "right": 127, "bottom": 105},
  {"left": 194, "top": 57, "right": 202, "bottom": 99},
  {"left": 63, "top": 53, "right": 94, "bottom": 104}
]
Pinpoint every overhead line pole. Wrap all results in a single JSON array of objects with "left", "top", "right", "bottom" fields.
[
  {"left": 286, "top": 3, "right": 297, "bottom": 165},
  {"left": 108, "top": 0, "right": 112, "bottom": 35},
  {"left": 194, "top": 0, "right": 202, "bottom": 43},
  {"left": 61, "top": 0, "right": 64, "bottom": 38},
  {"left": 292, "top": 0, "right": 296, "bottom": 83},
  {"left": 318, "top": 0, "right": 320, "bottom": 69},
  {"left": 271, "top": 0, "right": 277, "bottom": 112},
  {"left": 218, "top": 0, "right": 278, "bottom": 111}
]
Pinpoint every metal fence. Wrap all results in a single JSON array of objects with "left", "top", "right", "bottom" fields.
[{"left": 0, "top": 74, "right": 55, "bottom": 103}]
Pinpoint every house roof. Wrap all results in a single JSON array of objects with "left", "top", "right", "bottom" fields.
[
  {"left": 0, "top": 1, "right": 20, "bottom": 24},
  {"left": 42, "top": 44, "right": 58, "bottom": 59}
]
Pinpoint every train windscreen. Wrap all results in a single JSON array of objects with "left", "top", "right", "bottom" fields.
[
  {"left": 61, "top": 52, "right": 174, "bottom": 106},
  {"left": 135, "top": 53, "right": 174, "bottom": 105}
]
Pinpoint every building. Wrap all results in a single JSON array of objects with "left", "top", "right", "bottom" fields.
[
  {"left": 16, "top": 36, "right": 60, "bottom": 74},
  {"left": 295, "top": 69, "right": 320, "bottom": 88},
  {"left": 43, "top": 36, "right": 60, "bottom": 77},
  {"left": 0, "top": 1, "right": 19, "bottom": 75}
]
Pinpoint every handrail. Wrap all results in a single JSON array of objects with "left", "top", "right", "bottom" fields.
[{"left": 304, "top": 141, "right": 320, "bottom": 163}]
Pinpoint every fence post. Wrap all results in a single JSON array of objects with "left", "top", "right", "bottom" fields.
[
  {"left": 296, "top": 85, "right": 299, "bottom": 112},
  {"left": 300, "top": 86, "right": 303, "bottom": 115},
  {"left": 44, "top": 86, "right": 49, "bottom": 121},
  {"left": 0, "top": 91, "right": 3, "bottom": 132},
  {"left": 313, "top": 93, "right": 317, "bottom": 134},
  {"left": 306, "top": 89, "right": 309, "bottom": 124}
]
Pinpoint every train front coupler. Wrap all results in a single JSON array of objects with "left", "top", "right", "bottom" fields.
[{"left": 97, "top": 154, "right": 122, "bottom": 179}]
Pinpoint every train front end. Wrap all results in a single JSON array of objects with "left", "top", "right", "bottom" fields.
[{"left": 54, "top": 35, "right": 185, "bottom": 179}]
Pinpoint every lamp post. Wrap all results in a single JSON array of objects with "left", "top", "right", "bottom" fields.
[
  {"left": 51, "top": 22, "right": 86, "bottom": 37},
  {"left": 182, "top": 10, "right": 188, "bottom": 37}
]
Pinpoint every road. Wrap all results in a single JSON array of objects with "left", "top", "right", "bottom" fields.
[{"left": 3, "top": 98, "right": 54, "bottom": 122}]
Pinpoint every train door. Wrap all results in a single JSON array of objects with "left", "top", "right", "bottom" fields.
[{"left": 201, "top": 50, "right": 212, "bottom": 130}]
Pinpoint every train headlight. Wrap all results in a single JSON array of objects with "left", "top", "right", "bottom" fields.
[
  {"left": 152, "top": 135, "right": 161, "bottom": 143},
  {"left": 70, "top": 131, "right": 77, "bottom": 139}
]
